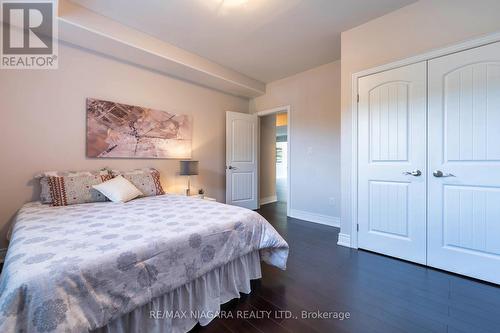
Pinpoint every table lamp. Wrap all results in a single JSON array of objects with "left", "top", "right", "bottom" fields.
[{"left": 180, "top": 160, "right": 199, "bottom": 196}]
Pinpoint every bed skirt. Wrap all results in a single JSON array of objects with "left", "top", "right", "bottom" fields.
[{"left": 93, "top": 250, "right": 262, "bottom": 333}]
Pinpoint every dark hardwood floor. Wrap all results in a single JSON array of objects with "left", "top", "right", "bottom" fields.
[
  {"left": 1, "top": 202, "right": 499, "bottom": 332},
  {"left": 191, "top": 201, "right": 500, "bottom": 333}
]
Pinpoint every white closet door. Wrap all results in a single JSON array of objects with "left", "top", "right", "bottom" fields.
[
  {"left": 358, "top": 62, "right": 427, "bottom": 264},
  {"left": 428, "top": 42, "right": 500, "bottom": 284}
]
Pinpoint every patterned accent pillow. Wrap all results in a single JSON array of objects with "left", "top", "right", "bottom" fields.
[
  {"left": 37, "top": 170, "right": 112, "bottom": 205},
  {"left": 111, "top": 168, "right": 165, "bottom": 197}
]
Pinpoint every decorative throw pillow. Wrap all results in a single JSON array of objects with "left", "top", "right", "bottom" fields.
[
  {"left": 42, "top": 170, "right": 113, "bottom": 206},
  {"left": 92, "top": 176, "right": 143, "bottom": 203},
  {"left": 38, "top": 170, "right": 108, "bottom": 204},
  {"left": 111, "top": 168, "right": 165, "bottom": 197},
  {"left": 39, "top": 176, "right": 53, "bottom": 204}
]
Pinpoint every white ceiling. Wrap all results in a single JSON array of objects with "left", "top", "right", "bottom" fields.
[{"left": 71, "top": 0, "right": 416, "bottom": 83}]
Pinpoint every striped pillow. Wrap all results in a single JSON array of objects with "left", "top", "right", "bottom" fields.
[{"left": 40, "top": 170, "right": 112, "bottom": 206}]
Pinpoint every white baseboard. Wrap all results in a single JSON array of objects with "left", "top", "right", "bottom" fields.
[
  {"left": 260, "top": 195, "right": 277, "bottom": 205},
  {"left": 0, "top": 248, "right": 7, "bottom": 263},
  {"left": 289, "top": 209, "right": 340, "bottom": 227},
  {"left": 337, "top": 233, "right": 351, "bottom": 248}
]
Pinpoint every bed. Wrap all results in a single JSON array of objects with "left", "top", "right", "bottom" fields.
[{"left": 0, "top": 194, "right": 289, "bottom": 332}]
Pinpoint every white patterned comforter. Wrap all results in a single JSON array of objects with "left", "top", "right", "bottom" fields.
[{"left": 0, "top": 195, "right": 288, "bottom": 332}]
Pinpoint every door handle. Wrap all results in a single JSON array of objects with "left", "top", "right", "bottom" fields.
[
  {"left": 228, "top": 166, "right": 238, "bottom": 170},
  {"left": 433, "top": 170, "right": 455, "bottom": 178},
  {"left": 403, "top": 169, "right": 422, "bottom": 177}
]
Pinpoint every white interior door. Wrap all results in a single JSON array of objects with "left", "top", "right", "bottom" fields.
[
  {"left": 428, "top": 42, "right": 500, "bottom": 284},
  {"left": 226, "top": 111, "right": 258, "bottom": 209},
  {"left": 358, "top": 62, "right": 427, "bottom": 264}
]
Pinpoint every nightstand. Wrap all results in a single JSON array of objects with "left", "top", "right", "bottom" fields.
[{"left": 190, "top": 195, "right": 216, "bottom": 202}]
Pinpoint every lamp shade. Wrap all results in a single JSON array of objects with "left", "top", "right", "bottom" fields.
[{"left": 179, "top": 160, "right": 199, "bottom": 176}]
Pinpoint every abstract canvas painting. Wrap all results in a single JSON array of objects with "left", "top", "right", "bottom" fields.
[{"left": 86, "top": 98, "right": 192, "bottom": 158}]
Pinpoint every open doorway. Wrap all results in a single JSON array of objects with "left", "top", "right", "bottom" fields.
[
  {"left": 257, "top": 106, "right": 291, "bottom": 215},
  {"left": 275, "top": 113, "right": 288, "bottom": 203}
]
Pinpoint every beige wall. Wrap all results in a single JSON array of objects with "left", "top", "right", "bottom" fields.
[
  {"left": 250, "top": 61, "right": 341, "bottom": 219},
  {"left": 259, "top": 114, "right": 277, "bottom": 201},
  {"left": 340, "top": 0, "right": 500, "bottom": 238},
  {"left": 0, "top": 43, "right": 248, "bottom": 248}
]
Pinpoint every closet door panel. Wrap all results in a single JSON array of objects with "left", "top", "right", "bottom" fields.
[
  {"left": 358, "top": 61, "right": 427, "bottom": 264},
  {"left": 428, "top": 41, "right": 500, "bottom": 284}
]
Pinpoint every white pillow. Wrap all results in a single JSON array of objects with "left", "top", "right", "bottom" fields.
[{"left": 92, "top": 175, "right": 143, "bottom": 203}]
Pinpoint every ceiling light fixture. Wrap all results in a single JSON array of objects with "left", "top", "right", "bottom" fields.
[{"left": 202, "top": 0, "right": 256, "bottom": 15}]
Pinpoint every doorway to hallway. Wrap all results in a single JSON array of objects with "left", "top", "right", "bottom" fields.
[{"left": 257, "top": 106, "right": 291, "bottom": 215}]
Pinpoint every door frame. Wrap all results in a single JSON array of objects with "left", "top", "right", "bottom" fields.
[
  {"left": 345, "top": 30, "right": 500, "bottom": 249},
  {"left": 256, "top": 105, "right": 291, "bottom": 216}
]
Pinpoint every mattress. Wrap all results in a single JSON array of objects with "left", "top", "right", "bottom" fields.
[{"left": 0, "top": 194, "right": 288, "bottom": 332}]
